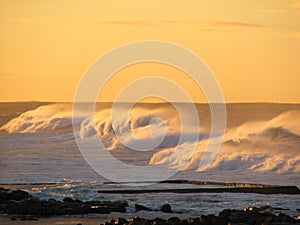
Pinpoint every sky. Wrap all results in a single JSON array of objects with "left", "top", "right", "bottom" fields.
[{"left": 0, "top": 0, "right": 300, "bottom": 103}]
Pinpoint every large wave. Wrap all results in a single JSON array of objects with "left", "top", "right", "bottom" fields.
[
  {"left": 0, "top": 104, "right": 79, "bottom": 133},
  {"left": 150, "top": 110, "right": 300, "bottom": 174},
  {"left": 1, "top": 103, "right": 300, "bottom": 174}
]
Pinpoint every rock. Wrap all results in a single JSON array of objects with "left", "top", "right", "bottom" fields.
[
  {"left": 204, "top": 214, "right": 227, "bottom": 225},
  {"left": 190, "top": 217, "right": 209, "bottom": 225},
  {"left": 135, "top": 203, "right": 152, "bottom": 211},
  {"left": 167, "top": 217, "right": 181, "bottom": 225},
  {"left": 152, "top": 217, "right": 167, "bottom": 225},
  {"left": 115, "top": 200, "right": 129, "bottom": 207},
  {"left": 219, "top": 209, "right": 231, "bottom": 223},
  {"left": 0, "top": 188, "right": 31, "bottom": 201},
  {"left": 107, "top": 201, "right": 127, "bottom": 213},
  {"left": 0, "top": 187, "right": 127, "bottom": 216},
  {"left": 227, "top": 223, "right": 248, "bottom": 225},
  {"left": 11, "top": 190, "right": 30, "bottom": 201},
  {"left": 275, "top": 213, "right": 295, "bottom": 223},
  {"left": 61, "top": 197, "right": 74, "bottom": 203},
  {"left": 230, "top": 211, "right": 241, "bottom": 223},
  {"left": 130, "top": 216, "right": 151, "bottom": 225},
  {"left": 261, "top": 218, "right": 272, "bottom": 225},
  {"left": 161, "top": 203, "right": 173, "bottom": 213},
  {"left": 115, "top": 217, "right": 128, "bottom": 225},
  {"left": 20, "top": 215, "right": 39, "bottom": 221},
  {"left": 180, "top": 219, "right": 188, "bottom": 225}
]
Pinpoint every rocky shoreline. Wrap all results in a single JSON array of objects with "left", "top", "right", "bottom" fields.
[
  {"left": 0, "top": 187, "right": 127, "bottom": 216},
  {"left": 1, "top": 187, "right": 299, "bottom": 224}
]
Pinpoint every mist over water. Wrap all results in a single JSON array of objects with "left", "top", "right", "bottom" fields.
[{"left": 1, "top": 103, "right": 300, "bottom": 175}]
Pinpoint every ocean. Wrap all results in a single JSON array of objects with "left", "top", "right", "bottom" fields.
[{"left": 0, "top": 102, "right": 299, "bottom": 216}]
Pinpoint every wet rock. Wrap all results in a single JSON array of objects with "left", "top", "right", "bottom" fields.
[
  {"left": 161, "top": 203, "right": 173, "bottom": 213},
  {"left": 135, "top": 203, "right": 152, "bottom": 211},
  {"left": 167, "top": 217, "right": 181, "bottom": 225},
  {"left": 180, "top": 219, "right": 188, "bottom": 225},
  {"left": 11, "top": 190, "right": 30, "bottom": 201},
  {"left": 62, "top": 197, "right": 74, "bottom": 203},
  {"left": 261, "top": 216, "right": 272, "bottom": 225},
  {"left": 230, "top": 211, "right": 241, "bottom": 223},
  {"left": 152, "top": 217, "right": 167, "bottom": 225},
  {"left": 115, "top": 217, "right": 128, "bottom": 225},
  {"left": 130, "top": 216, "right": 151, "bottom": 225},
  {"left": 187, "top": 217, "right": 206, "bottom": 225},
  {"left": 101, "top": 212, "right": 299, "bottom": 225},
  {"left": 0, "top": 187, "right": 127, "bottom": 216},
  {"left": 20, "top": 215, "right": 39, "bottom": 221},
  {"left": 275, "top": 213, "right": 295, "bottom": 223},
  {"left": 219, "top": 209, "right": 231, "bottom": 223},
  {"left": 106, "top": 200, "right": 127, "bottom": 213},
  {"left": 0, "top": 188, "right": 31, "bottom": 201},
  {"left": 227, "top": 223, "right": 248, "bottom": 225}
]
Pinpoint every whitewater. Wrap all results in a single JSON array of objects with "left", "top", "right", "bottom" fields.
[{"left": 0, "top": 102, "right": 299, "bottom": 216}]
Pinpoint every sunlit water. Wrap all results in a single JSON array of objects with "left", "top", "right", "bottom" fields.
[{"left": 0, "top": 103, "right": 299, "bottom": 216}]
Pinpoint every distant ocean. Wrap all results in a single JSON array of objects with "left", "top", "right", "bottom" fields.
[{"left": 0, "top": 102, "right": 299, "bottom": 216}]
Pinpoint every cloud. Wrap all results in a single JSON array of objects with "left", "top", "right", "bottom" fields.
[
  {"left": 257, "top": 8, "right": 291, "bottom": 14},
  {"left": 0, "top": 17, "right": 154, "bottom": 26},
  {"left": 0, "top": 17, "right": 262, "bottom": 28},
  {"left": 0, "top": 18, "right": 77, "bottom": 24},
  {"left": 0, "top": 17, "right": 263, "bottom": 33},
  {"left": 213, "top": 20, "right": 262, "bottom": 28},
  {"left": 96, "top": 19, "right": 153, "bottom": 26}
]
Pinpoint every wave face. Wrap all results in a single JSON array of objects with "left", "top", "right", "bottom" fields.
[
  {"left": 1, "top": 103, "right": 300, "bottom": 174},
  {"left": 150, "top": 110, "right": 300, "bottom": 174},
  {"left": 0, "top": 104, "right": 78, "bottom": 133}
]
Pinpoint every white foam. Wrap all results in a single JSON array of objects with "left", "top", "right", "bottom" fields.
[
  {"left": 2, "top": 104, "right": 300, "bottom": 174},
  {"left": 150, "top": 110, "right": 300, "bottom": 174}
]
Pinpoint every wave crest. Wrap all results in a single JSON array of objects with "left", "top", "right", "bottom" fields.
[{"left": 1, "top": 104, "right": 300, "bottom": 174}]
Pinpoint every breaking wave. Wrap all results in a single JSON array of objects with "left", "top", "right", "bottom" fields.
[
  {"left": 0, "top": 104, "right": 78, "bottom": 133},
  {"left": 1, "top": 104, "right": 300, "bottom": 174},
  {"left": 150, "top": 110, "right": 300, "bottom": 174}
]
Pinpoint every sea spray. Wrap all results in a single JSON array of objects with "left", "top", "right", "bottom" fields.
[{"left": 1, "top": 103, "right": 300, "bottom": 174}]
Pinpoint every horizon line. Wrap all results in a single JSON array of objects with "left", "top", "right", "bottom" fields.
[{"left": 1, "top": 101, "right": 300, "bottom": 104}]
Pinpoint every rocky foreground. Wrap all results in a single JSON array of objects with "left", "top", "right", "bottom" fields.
[
  {"left": 0, "top": 187, "right": 299, "bottom": 224},
  {"left": 0, "top": 187, "right": 128, "bottom": 216}
]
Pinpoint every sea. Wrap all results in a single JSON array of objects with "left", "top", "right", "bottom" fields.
[{"left": 0, "top": 102, "right": 299, "bottom": 216}]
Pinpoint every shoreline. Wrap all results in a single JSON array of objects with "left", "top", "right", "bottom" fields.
[
  {"left": 1, "top": 187, "right": 300, "bottom": 225},
  {"left": 1, "top": 208, "right": 299, "bottom": 225}
]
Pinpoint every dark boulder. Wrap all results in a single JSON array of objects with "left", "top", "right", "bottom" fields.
[
  {"left": 0, "top": 188, "right": 31, "bottom": 201},
  {"left": 161, "top": 203, "right": 173, "bottom": 213},
  {"left": 115, "top": 217, "right": 128, "bottom": 225},
  {"left": 61, "top": 197, "right": 74, "bottom": 203},
  {"left": 135, "top": 203, "right": 152, "bottom": 211},
  {"left": 167, "top": 217, "right": 181, "bottom": 225},
  {"left": 152, "top": 217, "right": 167, "bottom": 225}
]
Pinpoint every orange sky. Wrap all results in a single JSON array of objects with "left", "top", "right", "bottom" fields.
[{"left": 0, "top": 0, "right": 300, "bottom": 102}]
